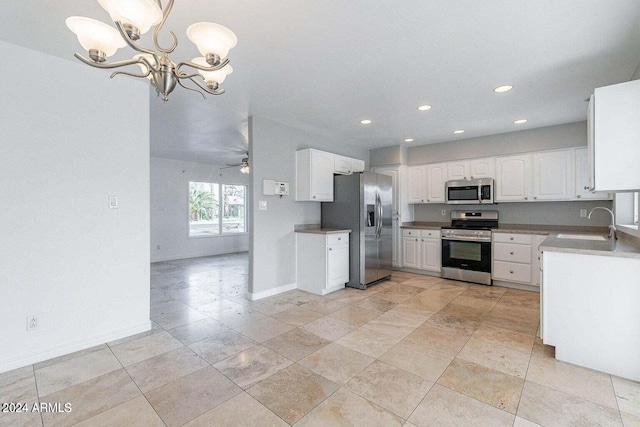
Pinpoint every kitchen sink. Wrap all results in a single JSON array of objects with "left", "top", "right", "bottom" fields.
[{"left": 556, "top": 233, "right": 608, "bottom": 241}]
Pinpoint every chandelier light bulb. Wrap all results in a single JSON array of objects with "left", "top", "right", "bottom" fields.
[
  {"left": 97, "top": 0, "right": 162, "bottom": 37},
  {"left": 187, "top": 23, "right": 238, "bottom": 60},
  {"left": 192, "top": 57, "right": 233, "bottom": 86},
  {"left": 66, "top": 16, "right": 126, "bottom": 60}
]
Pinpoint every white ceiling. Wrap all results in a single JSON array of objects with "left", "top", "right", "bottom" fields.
[{"left": 3, "top": 1, "right": 640, "bottom": 165}]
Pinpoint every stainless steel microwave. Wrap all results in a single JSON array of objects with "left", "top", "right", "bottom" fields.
[{"left": 445, "top": 179, "right": 494, "bottom": 204}]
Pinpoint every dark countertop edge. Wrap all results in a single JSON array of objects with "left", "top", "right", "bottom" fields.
[
  {"left": 295, "top": 228, "right": 352, "bottom": 235},
  {"left": 401, "top": 222, "right": 610, "bottom": 235}
]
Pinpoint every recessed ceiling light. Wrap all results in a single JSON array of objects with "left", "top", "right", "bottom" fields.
[
  {"left": 404, "top": 138, "right": 414, "bottom": 142},
  {"left": 513, "top": 119, "right": 528, "bottom": 124},
  {"left": 417, "top": 105, "right": 432, "bottom": 111},
  {"left": 453, "top": 130, "right": 465, "bottom": 134},
  {"left": 494, "top": 85, "right": 513, "bottom": 93},
  {"left": 360, "top": 119, "right": 372, "bottom": 124}
]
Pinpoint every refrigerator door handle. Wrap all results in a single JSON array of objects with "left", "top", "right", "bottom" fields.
[{"left": 376, "top": 192, "right": 383, "bottom": 239}]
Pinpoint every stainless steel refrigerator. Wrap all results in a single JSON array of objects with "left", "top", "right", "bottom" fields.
[{"left": 321, "top": 171, "right": 392, "bottom": 289}]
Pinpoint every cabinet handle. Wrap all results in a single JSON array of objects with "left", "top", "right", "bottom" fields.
[
  {"left": 510, "top": 237, "right": 514, "bottom": 241},
  {"left": 338, "top": 237, "right": 341, "bottom": 240},
  {"left": 421, "top": 239, "right": 424, "bottom": 242},
  {"left": 329, "top": 248, "right": 332, "bottom": 251},
  {"left": 510, "top": 270, "right": 514, "bottom": 274},
  {"left": 584, "top": 186, "right": 589, "bottom": 190},
  {"left": 415, "top": 238, "right": 418, "bottom": 242},
  {"left": 534, "top": 196, "right": 537, "bottom": 200},
  {"left": 576, "top": 195, "right": 581, "bottom": 198},
  {"left": 313, "top": 196, "right": 316, "bottom": 199},
  {"left": 524, "top": 197, "right": 528, "bottom": 200},
  {"left": 510, "top": 251, "right": 514, "bottom": 255}
]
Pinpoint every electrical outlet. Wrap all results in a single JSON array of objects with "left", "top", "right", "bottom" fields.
[
  {"left": 580, "top": 209, "right": 587, "bottom": 218},
  {"left": 441, "top": 209, "right": 446, "bottom": 216},
  {"left": 27, "top": 316, "right": 38, "bottom": 332}
]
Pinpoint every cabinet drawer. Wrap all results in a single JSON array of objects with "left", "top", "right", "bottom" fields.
[
  {"left": 493, "top": 233, "right": 532, "bottom": 244},
  {"left": 493, "top": 261, "right": 532, "bottom": 283},
  {"left": 421, "top": 229, "right": 441, "bottom": 239},
  {"left": 493, "top": 243, "right": 532, "bottom": 264},
  {"left": 402, "top": 229, "right": 420, "bottom": 237},
  {"left": 327, "top": 233, "right": 349, "bottom": 245}
]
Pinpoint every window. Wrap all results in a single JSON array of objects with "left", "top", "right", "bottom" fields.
[{"left": 189, "top": 181, "right": 246, "bottom": 237}]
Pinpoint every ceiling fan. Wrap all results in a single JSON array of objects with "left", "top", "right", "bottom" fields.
[{"left": 221, "top": 153, "right": 249, "bottom": 174}]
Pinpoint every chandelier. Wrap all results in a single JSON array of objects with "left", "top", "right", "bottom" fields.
[{"left": 66, "top": 0, "right": 237, "bottom": 102}]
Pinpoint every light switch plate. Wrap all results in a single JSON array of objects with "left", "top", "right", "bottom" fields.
[
  {"left": 259, "top": 201, "right": 267, "bottom": 210},
  {"left": 109, "top": 196, "right": 118, "bottom": 209},
  {"left": 580, "top": 209, "right": 587, "bottom": 218}
]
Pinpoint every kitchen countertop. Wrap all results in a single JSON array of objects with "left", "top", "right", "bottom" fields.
[
  {"left": 401, "top": 222, "right": 449, "bottom": 230},
  {"left": 295, "top": 228, "right": 352, "bottom": 235},
  {"left": 540, "top": 232, "right": 640, "bottom": 259},
  {"left": 401, "top": 222, "right": 610, "bottom": 235}
]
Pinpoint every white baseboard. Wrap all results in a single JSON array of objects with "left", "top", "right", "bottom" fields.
[
  {"left": 0, "top": 321, "right": 151, "bottom": 374},
  {"left": 247, "top": 282, "right": 297, "bottom": 301}
]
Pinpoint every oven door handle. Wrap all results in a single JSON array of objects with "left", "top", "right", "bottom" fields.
[{"left": 442, "top": 235, "right": 491, "bottom": 243}]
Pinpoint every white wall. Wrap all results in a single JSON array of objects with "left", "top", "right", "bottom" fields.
[
  {"left": 371, "top": 122, "right": 587, "bottom": 166},
  {"left": 151, "top": 157, "right": 250, "bottom": 262},
  {"left": 0, "top": 41, "right": 150, "bottom": 373},
  {"left": 248, "top": 117, "right": 370, "bottom": 298}
]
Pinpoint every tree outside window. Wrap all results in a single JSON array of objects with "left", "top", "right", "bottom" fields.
[{"left": 189, "top": 181, "right": 246, "bottom": 237}]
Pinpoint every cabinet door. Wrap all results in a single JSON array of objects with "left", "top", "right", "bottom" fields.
[
  {"left": 327, "top": 243, "right": 349, "bottom": 287},
  {"left": 532, "top": 150, "right": 573, "bottom": 201},
  {"left": 593, "top": 79, "right": 640, "bottom": 191},
  {"left": 407, "top": 166, "right": 426, "bottom": 203},
  {"left": 334, "top": 155, "right": 352, "bottom": 174},
  {"left": 447, "top": 161, "right": 469, "bottom": 181},
  {"left": 574, "top": 148, "right": 611, "bottom": 200},
  {"left": 530, "top": 235, "right": 546, "bottom": 287},
  {"left": 310, "top": 150, "right": 334, "bottom": 201},
  {"left": 351, "top": 159, "right": 366, "bottom": 173},
  {"left": 420, "top": 237, "right": 441, "bottom": 272},
  {"left": 426, "top": 163, "right": 446, "bottom": 203},
  {"left": 469, "top": 158, "right": 495, "bottom": 179},
  {"left": 495, "top": 155, "right": 532, "bottom": 201},
  {"left": 402, "top": 237, "right": 420, "bottom": 269}
]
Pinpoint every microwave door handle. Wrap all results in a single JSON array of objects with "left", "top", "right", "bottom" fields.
[{"left": 478, "top": 185, "right": 482, "bottom": 203}]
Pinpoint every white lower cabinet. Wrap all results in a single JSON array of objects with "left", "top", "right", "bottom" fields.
[
  {"left": 297, "top": 232, "right": 349, "bottom": 295},
  {"left": 492, "top": 232, "right": 546, "bottom": 288},
  {"left": 402, "top": 229, "right": 441, "bottom": 273}
]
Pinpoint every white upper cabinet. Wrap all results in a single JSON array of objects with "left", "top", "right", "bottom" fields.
[
  {"left": 334, "top": 155, "right": 365, "bottom": 175},
  {"left": 426, "top": 163, "right": 446, "bottom": 203},
  {"left": 296, "top": 149, "right": 334, "bottom": 201},
  {"left": 532, "top": 149, "right": 573, "bottom": 201},
  {"left": 407, "top": 165, "right": 427, "bottom": 203},
  {"left": 590, "top": 79, "right": 640, "bottom": 192},
  {"left": 469, "top": 158, "right": 495, "bottom": 179},
  {"left": 448, "top": 158, "right": 494, "bottom": 181},
  {"left": 495, "top": 154, "right": 532, "bottom": 201},
  {"left": 574, "top": 147, "right": 612, "bottom": 200},
  {"left": 447, "top": 161, "right": 470, "bottom": 181},
  {"left": 334, "top": 154, "right": 353, "bottom": 174},
  {"left": 351, "top": 158, "right": 365, "bottom": 173}
]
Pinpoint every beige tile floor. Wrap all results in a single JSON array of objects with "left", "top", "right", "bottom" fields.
[{"left": 2, "top": 253, "right": 640, "bottom": 426}]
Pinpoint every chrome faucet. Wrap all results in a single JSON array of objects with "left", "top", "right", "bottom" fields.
[{"left": 588, "top": 207, "right": 617, "bottom": 240}]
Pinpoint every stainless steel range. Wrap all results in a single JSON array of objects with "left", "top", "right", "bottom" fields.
[{"left": 441, "top": 210, "right": 498, "bottom": 286}]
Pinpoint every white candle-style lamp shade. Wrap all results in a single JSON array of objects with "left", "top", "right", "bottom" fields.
[
  {"left": 192, "top": 57, "right": 233, "bottom": 84},
  {"left": 187, "top": 23, "right": 238, "bottom": 59},
  {"left": 97, "top": 0, "right": 162, "bottom": 35},
  {"left": 66, "top": 16, "right": 126, "bottom": 58}
]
